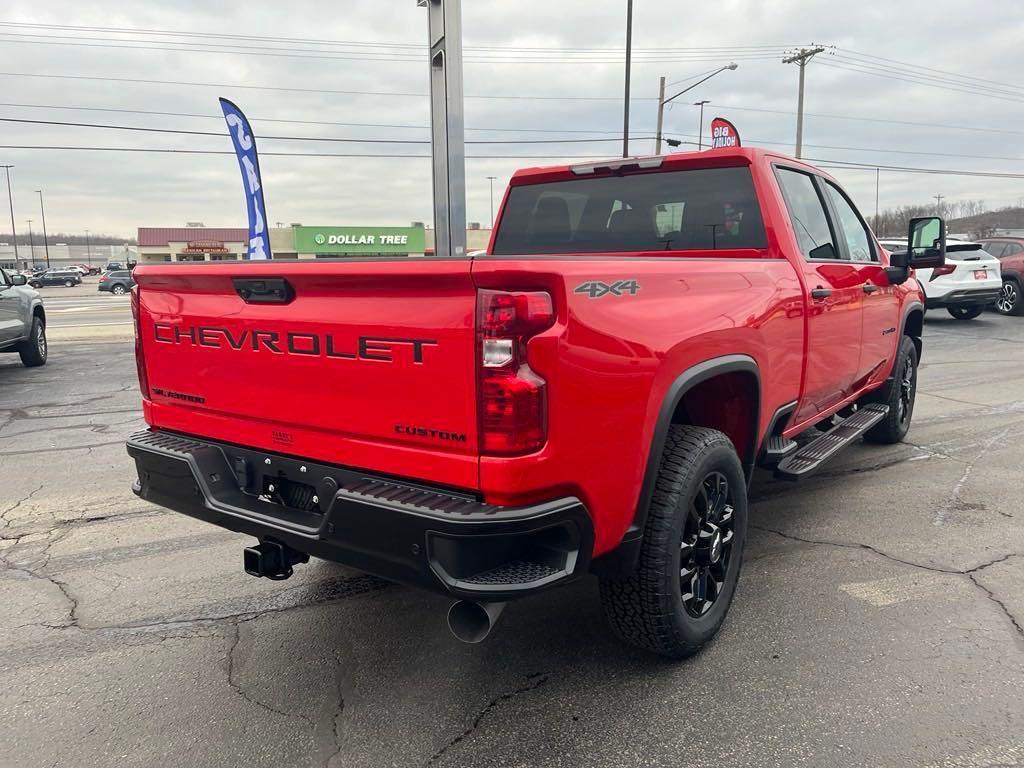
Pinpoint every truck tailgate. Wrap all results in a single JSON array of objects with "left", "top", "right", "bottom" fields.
[{"left": 134, "top": 260, "right": 479, "bottom": 489}]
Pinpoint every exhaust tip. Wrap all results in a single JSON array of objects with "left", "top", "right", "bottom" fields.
[{"left": 447, "top": 600, "right": 506, "bottom": 644}]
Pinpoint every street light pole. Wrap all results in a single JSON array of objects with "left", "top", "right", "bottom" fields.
[
  {"left": 486, "top": 176, "right": 497, "bottom": 226},
  {"left": 622, "top": 0, "right": 633, "bottom": 158},
  {"left": 35, "top": 190, "right": 50, "bottom": 268},
  {"left": 782, "top": 47, "right": 825, "bottom": 159},
  {"left": 26, "top": 219, "right": 33, "bottom": 267},
  {"left": 1, "top": 165, "right": 17, "bottom": 262},
  {"left": 694, "top": 100, "right": 710, "bottom": 150},
  {"left": 654, "top": 63, "right": 738, "bottom": 154},
  {"left": 85, "top": 228, "right": 92, "bottom": 267}
]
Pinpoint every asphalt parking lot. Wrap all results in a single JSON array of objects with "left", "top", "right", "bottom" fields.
[{"left": 1, "top": 313, "right": 1022, "bottom": 768}]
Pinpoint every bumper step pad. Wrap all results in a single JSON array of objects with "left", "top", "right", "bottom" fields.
[{"left": 775, "top": 404, "right": 889, "bottom": 480}]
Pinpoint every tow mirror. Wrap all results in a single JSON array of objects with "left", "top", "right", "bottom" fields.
[
  {"left": 10, "top": 274, "right": 26, "bottom": 286},
  {"left": 907, "top": 216, "right": 946, "bottom": 269},
  {"left": 885, "top": 216, "right": 946, "bottom": 285}
]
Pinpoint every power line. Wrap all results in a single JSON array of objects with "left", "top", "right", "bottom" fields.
[
  {"left": 0, "top": 116, "right": 662, "bottom": 145},
  {"left": 0, "top": 71, "right": 661, "bottom": 101},
  {"left": 820, "top": 60, "right": 1024, "bottom": 105},
  {"left": 7, "top": 98, "right": 1024, "bottom": 141},
  {"left": 0, "top": 32, "right": 785, "bottom": 65},
  {"left": 0, "top": 21, "right": 793, "bottom": 54},
  {"left": 836, "top": 47, "right": 1024, "bottom": 94},
  {"left": 6, "top": 143, "right": 1024, "bottom": 180}
]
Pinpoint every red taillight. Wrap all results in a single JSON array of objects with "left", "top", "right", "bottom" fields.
[
  {"left": 928, "top": 264, "right": 957, "bottom": 281},
  {"left": 477, "top": 290, "right": 554, "bottom": 456},
  {"left": 130, "top": 286, "right": 150, "bottom": 399},
  {"left": 99, "top": 275, "right": 108, "bottom": 282}
]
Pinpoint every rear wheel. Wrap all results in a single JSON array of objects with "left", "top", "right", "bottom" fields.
[
  {"left": 864, "top": 335, "right": 918, "bottom": 444},
  {"left": 996, "top": 279, "right": 1024, "bottom": 316},
  {"left": 947, "top": 305, "right": 984, "bottom": 320},
  {"left": 64, "top": 280, "right": 74, "bottom": 287},
  {"left": 17, "top": 316, "right": 47, "bottom": 367},
  {"left": 111, "top": 284, "right": 127, "bottom": 296},
  {"left": 600, "top": 425, "right": 747, "bottom": 659}
]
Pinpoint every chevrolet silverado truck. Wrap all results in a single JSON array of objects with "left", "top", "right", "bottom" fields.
[
  {"left": 126, "top": 147, "right": 945, "bottom": 658},
  {"left": 0, "top": 268, "right": 47, "bottom": 367}
]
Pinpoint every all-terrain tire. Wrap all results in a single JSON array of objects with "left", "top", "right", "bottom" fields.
[
  {"left": 863, "top": 334, "right": 918, "bottom": 444},
  {"left": 599, "top": 425, "right": 747, "bottom": 659},
  {"left": 17, "top": 316, "right": 47, "bottom": 367}
]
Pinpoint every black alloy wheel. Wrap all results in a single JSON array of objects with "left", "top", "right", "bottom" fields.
[{"left": 679, "top": 471, "right": 736, "bottom": 617}]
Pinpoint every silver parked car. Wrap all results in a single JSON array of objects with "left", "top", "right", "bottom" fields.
[{"left": 0, "top": 268, "right": 47, "bottom": 367}]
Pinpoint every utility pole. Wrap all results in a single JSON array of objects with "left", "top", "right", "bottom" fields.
[
  {"left": 934, "top": 194, "right": 945, "bottom": 216},
  {"left": 622, "top": 0, "right": 633, "bottom": 158},
  {"left": 26, "top": 219, "right": 33, "bottom": 267},
  {"left": 782, "top": 46, "right": 825, "bottom": 159},
  {"left": 1, "top": 165, "right": 17, "bottom": 262},
  {"left": 654, "top": 76, "right": 666, "bottom": 154},
  {"left": 694, "top": 100, "right": 710, "bottom": 150},
  {"left": 654, "top": 64, "right": 737, "bottom": 154},
  {"left": 85, "top": 228, "right": 92, "bottom": 267},
  {"left": 35, "top": 189, "right": 50, "bottom": 268},
  {"left": 420, "top": 0, "right": 467, "bottom": 259},
  {"left": 486, "top": 176, "right": 497, "bottom": 226},
  {"left": 874, "top": 167, "right": 880, "bottom": 234}
]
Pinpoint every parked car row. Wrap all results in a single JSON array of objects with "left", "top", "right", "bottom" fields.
[
  {"left": 878, "top": 238, "right": 1014, "bottom": 320},
  {"left": 15, "top": 261, "right": 136, "bottom": 291}
]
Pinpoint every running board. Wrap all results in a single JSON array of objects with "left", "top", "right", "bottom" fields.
[{"left": 775, "top": 404, "right": 889, "bottom": 480}]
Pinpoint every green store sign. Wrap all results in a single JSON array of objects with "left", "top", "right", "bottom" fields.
[{"left": 294, "top": 226, "right": 425, "bottom": 255}]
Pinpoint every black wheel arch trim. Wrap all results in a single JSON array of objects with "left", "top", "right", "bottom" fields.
[
  {"left": 899, "top": 300, "right": 924, "bottom": 365},
  {"left": 599, "top": 355, "right": 761, "bottom": 577}
]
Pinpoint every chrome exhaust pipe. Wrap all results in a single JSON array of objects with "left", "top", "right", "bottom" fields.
[{"left": 447, "top": 600, "right": 507, "bottom": 643}]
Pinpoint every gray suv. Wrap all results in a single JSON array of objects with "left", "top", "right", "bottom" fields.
[{"left": 0, "top": 269, "right": 47, "bottom": 367}]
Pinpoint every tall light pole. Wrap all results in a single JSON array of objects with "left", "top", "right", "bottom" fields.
[
  {"left": 486, "top": 176, "right": 497, "bottom": 226},
  {"left": 35, "top": 189, "right": 50, "bottom": 268},
  {"left": 85, "top": 228, "right": 92, "bottom": 267},
  {"left": 622, "top": 0, "right": 633, "bottom": 158},
  {"left": 694, "top": 100, "right": 710, "bottom": 150},
  {"left": 26, "top": 219, "right": 34, "bottom": 266},
  {"left": 655, "top": 63, "right": 738, "bottom": 154},
  {"left": 1, "top": 165, "right": 17, "bottom": 262},
  {"left": 782, "top": 46, "right": 825, "bottom": 159}
]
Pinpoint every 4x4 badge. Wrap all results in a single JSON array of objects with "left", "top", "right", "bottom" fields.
[{"left": 574, "top": 280, "right": 640, "bottom": 299}]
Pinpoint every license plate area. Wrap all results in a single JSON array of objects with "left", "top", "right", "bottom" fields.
[
  {"left": 974, "top": 270, "right": 988, "bottom": 280},
  {"left": 259, "top": 475, "right": 322, "bottom": 515}
]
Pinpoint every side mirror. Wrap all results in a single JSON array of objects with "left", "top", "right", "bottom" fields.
[
  {"left": 907, "top": 216, "right": 946, "bottom": 269},
  {"left": 10, "top": 274, "right": 27, "bottom": 286}
]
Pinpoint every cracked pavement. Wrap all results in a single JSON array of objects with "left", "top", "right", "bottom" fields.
[{"left": 1, "top": 315, "right": 1022, "bottom": 768}]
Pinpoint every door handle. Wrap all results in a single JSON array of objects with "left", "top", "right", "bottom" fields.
[
  {"left": 863, "top": 284, "right": 878, "bottom": 294},
  {"left": 810, "top": 287, "right": 832, "bottom": 300}
]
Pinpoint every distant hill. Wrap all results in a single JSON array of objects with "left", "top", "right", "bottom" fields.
[{"left": 947, "top": 207, "right": 1024, "bottom": 238}]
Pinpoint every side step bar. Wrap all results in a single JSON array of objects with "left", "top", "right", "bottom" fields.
[{"left": 775, "top": 404, "right": 889, "bottom": 480}]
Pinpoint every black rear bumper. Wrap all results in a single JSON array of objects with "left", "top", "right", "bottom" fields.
[
  {"left": 925, "top": 288, "right": 1001, "bottom": 309},
  {"left": 127, "top": 430, "right": 593, "bottom": 600}
]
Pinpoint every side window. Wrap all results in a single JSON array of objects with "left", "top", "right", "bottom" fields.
[
  {"left": 983, "top": 242, "right": 1005, "bottom": 258},
  {"left": 775, "top": 167, "right": 841, "bottom": 260},
  {"left": 823, "top": 181, "right": 875, "bottom": 263},
  {"left": 1005, "top": 243, "right": 1024, "bottom": 257}
]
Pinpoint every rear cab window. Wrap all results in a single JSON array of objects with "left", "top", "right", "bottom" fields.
[{"left": 491, "top": 166, "right": 767, "bottom": 255}]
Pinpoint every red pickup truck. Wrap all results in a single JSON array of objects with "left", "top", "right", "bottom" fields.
[{"left": 127, "top": 147, "right": 945, "bottom": 658}]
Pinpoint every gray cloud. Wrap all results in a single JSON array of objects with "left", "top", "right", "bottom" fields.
[{"left": 2, "top": 0, "right": 1023, "bottom": 237}]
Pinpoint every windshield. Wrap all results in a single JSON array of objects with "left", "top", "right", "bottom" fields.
[{"left": 492, "top": 166, "right": 767, "bottom": 255}]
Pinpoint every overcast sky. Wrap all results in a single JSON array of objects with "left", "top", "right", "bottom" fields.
[{"left": 1, "top": 0, "right": 1023, "bottom": 239}]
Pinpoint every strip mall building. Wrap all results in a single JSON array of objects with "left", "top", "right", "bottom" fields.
[{"left": 136, "top": 224, "right": 493, "bottom": 263}]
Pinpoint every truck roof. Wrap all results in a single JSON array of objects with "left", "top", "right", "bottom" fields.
[{"left": 508, "top": 146, "right": 804, "bottom": 186}]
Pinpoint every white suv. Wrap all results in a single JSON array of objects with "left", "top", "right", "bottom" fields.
[{"left": 878, "top": 238, "right": 1001, "bottom": 320}]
